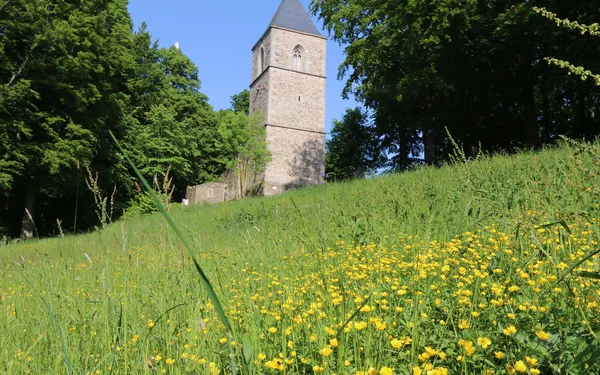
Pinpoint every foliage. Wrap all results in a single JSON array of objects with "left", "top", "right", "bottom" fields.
[
  {"left": 218, "top": 111, "right": 270, "bottom": 198},
  {"left": 0, "top": 9, "right": 244, "bottom": 238},
  {"left": 84, "top": 165, "right": 117, "bottom": 229},
  {"left": 0, "top": 0, "right": 133, "bottom": 238},
  {"left": 230, "top": 89, "right": 250, "bottom": 115},
  {"left": 311, "top": 0, "right": 600, "bottom": 169},
  {"left": 124, "top": 39, "right": 223, "bottom": 199},
  {"left": 534, "top": 7, "right": 600, "bottom": 86},
  {"left": 325, "top": 107, "right": 382, "bottom": 181},
  {"left": 534, "top": 7, "right": 600, "bottom": 37},
  {"left": 126, "top": 168, "right": 175, "bottom": 218},
  {"left": 1, "top": 140, "right": 600, "bottom": 374}
]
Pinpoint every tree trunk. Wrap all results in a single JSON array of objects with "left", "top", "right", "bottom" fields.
[
  {"left": 577, "top": 87, "right": 590, "bottom": 139},
  {"left": 20, "top": 176, "right": 37, "bottom": 240},
  {"left": 541, "top": 80, "right": 551, "bottom": 142},
  {"left": 399, "top": 140, "right": 409, "bottom": 171},
  {"left": 523, "top": 78, "right": 539, "bottom": 147},
  {"left": 520, "top": 40, "right": 539, "bottom": 147},
  {"left": 423, "top": 96, "right": 436, "bottom": 165}
]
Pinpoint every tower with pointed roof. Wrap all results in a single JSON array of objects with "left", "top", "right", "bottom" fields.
[{"left": 250, "top": 0, "right": 327, "bottom": 195}]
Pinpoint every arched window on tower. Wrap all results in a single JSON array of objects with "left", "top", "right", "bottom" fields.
[
  {"left": 293, "top": 45, "right": 306, "bottom": 71},
  {"left": 260, "top": 47, "right": 265, "bottom": 72}
]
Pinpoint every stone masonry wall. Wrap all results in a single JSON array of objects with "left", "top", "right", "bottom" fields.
[
  {"left": 264, "top": 126, "right": 325, "bottom": 195},
  {"left": 186, "top": 183, "right": 229, "bottom": 204},
  {"left": 249, "top": 71, "right": 270, "bottom": 123},
  {"left": 251, "top": 30, "right": 272, "bottom": 82},
  {"left": 268, "top": 69, "right": 326, "bottom": 133},
  {"left": 270, "top": 28, "right": 326, "bottom": 77}
]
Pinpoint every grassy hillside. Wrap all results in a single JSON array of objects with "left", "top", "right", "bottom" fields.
[{"left": 1, "top": 140, "right": 599, "bottom": 375}]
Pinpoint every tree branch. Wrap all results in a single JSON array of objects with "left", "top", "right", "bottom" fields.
[{"left": 7, "top": 55, "right": 29, "bottom": 88}]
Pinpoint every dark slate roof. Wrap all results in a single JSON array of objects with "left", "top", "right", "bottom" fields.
[{"left": 269, "top": 0, "right": 322, "bottom": 36}]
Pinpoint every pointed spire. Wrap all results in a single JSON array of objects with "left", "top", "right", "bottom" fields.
[{"left": 269, "top": 0, "right": 321, "bottom": 36}]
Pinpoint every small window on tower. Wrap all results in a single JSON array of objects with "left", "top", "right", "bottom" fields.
[
  {"left": 293, "top": 49, "right": 302, "bottom": 70},
  {"left": 260, "top": 47, "right": 265, "bottom": 72},
  {"left": 292, "top": 45, "right": 306, "bottom": 71}
]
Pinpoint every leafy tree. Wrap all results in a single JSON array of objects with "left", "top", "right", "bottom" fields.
[
  {"left": 1, "top": 2, "right": 257, "bottom": 238},
  {"left": 325, "top": 108, "right": 382, "bottom": 181},
  {"left": 124, "top": 41, "right": 222, "bottom": 201},
  {"left": 312, "top": 0, "right": 476, "bottom": 166},
  {"left": 131, "top": 105, "right": 190, "bottom": 179},
  {"left": 217, "top": 111, "right": 270, "bottom": 198},
  {"left": 230, "top": 89, "right": 250, "bottom": 115},
  {"left": 311, "top": 0, "right": 600, "bottom": 170},
  {"left": 0, "top": 0, "right": 134, "bottom": 238}
]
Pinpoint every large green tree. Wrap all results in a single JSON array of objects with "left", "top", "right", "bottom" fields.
[
  {"left": 1, "top": 3, "right": 262, "bottom": 239},
  {"left": 325, "top": 107, "right": 382, "bottom": 181},
  {"left": 311, "top": 0, "right": 600, "bottom": 169},
  {"left": 0, "top": 0, "right": 134, "bottom": 238},
  {"left": 124, "top": 41, "right": 222, "bottom": 200},
  {"left": 216, "top": 110, "right": 270, "bottom": 198}
]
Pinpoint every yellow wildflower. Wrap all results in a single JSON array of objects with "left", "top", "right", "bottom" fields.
[
  {"left": 503, "top": 326, "right": 517, "bottom": 336},
  {"left": 477, "top": 337, "right": 492, "bottom": 349},
  {"left": 265, "top": 358, "right": 285, "bottom": 371},
  {"left": 525, "top": 356, "right": 538, "bottom": 367},
  {"left": 535, "top": 329, "right": 551, "bottom": 341},
  {"left": 320, "top": 346, "right": 333, "bottom": 357},
  {"left": 514, "top": 361, "right": 528, "bottom": 373}
]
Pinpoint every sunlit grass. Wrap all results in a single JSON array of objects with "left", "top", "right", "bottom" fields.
[{"left": 1, "top": 140, "right": 599, "bottom": 374}]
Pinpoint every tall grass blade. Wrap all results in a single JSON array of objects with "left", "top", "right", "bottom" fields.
[
  {"left": 544, "top": 248, "right": 600, "bottom": 295},
  {"left": 109, "top": 131, "right": 238, "bottom": 374},
  {"left": 336, "top": 293, "right": 373, "bottom": 338},
  {"left": 22, "top": 274, "right": 78, "bottom": 375},
  {"left": 576, "top": 271, "right": 600, "bottom": 280}
]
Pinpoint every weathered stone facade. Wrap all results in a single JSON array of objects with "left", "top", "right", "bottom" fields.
[
  {"left": 250, "top": 1, "right": 327, "bottom": 196},
  {"left": 185, "top": 183, "right": 230, "bottom": 204}
]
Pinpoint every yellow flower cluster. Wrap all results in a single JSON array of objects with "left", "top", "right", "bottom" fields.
[{"left": 1, "top": 214, "right": 599, "bottom": 374}]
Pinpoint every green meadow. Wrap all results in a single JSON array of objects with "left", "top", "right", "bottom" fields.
[{"left": 1, "top": 140, "right": 600, "bottom": 375}]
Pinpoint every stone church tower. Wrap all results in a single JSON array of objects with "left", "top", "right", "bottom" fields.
[{"left": 250, "top": 0, "right": 327, "bottom": 195}]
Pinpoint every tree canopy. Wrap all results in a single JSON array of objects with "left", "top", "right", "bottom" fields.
[
  {"left": 311, "top": 0, "right": 600, "bottom": 170},
  {"left": 325, "top": 107, "right": 382, "bottom": 181},
  {"left": 0, "top": 3, "right": 266, "bottom": 239}
]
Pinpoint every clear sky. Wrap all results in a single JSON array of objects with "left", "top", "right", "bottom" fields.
[{"left": 126, "top": 0, "right": 358, "bottom": 134}]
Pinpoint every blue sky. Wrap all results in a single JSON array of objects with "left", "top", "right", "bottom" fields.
[{"left": 127, "top": 0, "right": 358, "bottom": 135}]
